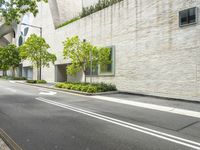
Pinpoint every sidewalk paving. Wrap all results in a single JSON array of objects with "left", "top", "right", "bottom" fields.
[{"left": 104, "top": 93, "right": 200, "bottom": 112}]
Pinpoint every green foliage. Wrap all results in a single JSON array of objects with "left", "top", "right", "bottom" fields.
[
  {"left": 0, "top": 44, "right": 21, "bottom": 76},
  {"left": 36, "top": 80, "right": 47, "bottom": 84},
  {"left": 27, "top": 80, "right": 47, "bottom": 84},
  {"left": 27, "top": 80, "right": 37, "bottom": 84},
  {"left": 56, "top": 0, "right": 123, "bottom": 29},
  {"left": 56, "top": 17, "right": 80, "bottom": 29},
  {"left": 12, "top": 76, "right": 27, "bottom": 80},
  {"left": 55, "top": 82, "right": 117, "bottom": 93},
  {"left": 80, "top": 0, "right": 123, "bottom": 18},
  {"left": 63, "top": 36, "right": 110, "bottom": 82},
  {"left": 19, "top": 34, "right": 56, "bottom": 80},
  {"left": 0, "top": 0, "right": 48, "bottom": 24},
  {"left": 0, "top": 76, "right": 27, "bottom": 80}
]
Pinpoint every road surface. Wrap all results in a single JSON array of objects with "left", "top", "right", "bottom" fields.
[{"left": 0, "top": 79, "right": 200, "bottom": 150}]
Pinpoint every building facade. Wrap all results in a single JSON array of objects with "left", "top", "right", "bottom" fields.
[{"left": 15, "top": 0, "right": 200, "bottom": 100}]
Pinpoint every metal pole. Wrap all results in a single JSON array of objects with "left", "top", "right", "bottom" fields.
[
  {"left": 90, "top": 50, "right": 92, "bottom": 83},
  {"left": 39, "top": 27, "right": 42, "bottom": 80}
]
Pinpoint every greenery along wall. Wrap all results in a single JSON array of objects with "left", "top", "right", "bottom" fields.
[{"left": 56, "top": 0, "right": 124, "bottom": 29}]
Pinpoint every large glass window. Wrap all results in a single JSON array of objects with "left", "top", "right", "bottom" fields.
[
  {"left": 179, "top": 7, "right": 197, "bottom": 27},
  {"left": 99, "top": 46, "right": 115, "bottom": 75}
]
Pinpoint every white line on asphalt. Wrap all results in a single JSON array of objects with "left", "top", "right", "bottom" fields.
[
  {"left": 39, "top": 91, "right": 57, "bottom": 95},
  {"left": 35, "top": 97, "right": 200, "bottom": 150},
  {"left": 5, "top": 87, "right": 16, "bottom": 93},
  {"left": 91, "top": 96, "right": 200, "bottom": 118},
  {"left": 16, "top": 82, "right": 200, "bottom": 118}
]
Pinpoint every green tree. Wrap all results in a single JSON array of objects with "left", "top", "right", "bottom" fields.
[
  {"left": 19, "top": 34, "right": 56, "bottom": 80},
  {"left": 0, "top": 0, "right": 48, "bottom": 41},
  {"left": 0, "top": 44, "right": 21, "bottom": 77},
  {"left": 63, "top": 36, "right": 111, "bottom": 82},
  {"left": 0, "top": 0, "right": 48, "bottom": 24}
]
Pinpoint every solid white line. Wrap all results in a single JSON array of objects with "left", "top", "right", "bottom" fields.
[
  {"left": 15, "top": 82, "right": 200, "bottom": 118},
  {"left": 5, "top": 87, "right": 16, "bottom": 93},
  {"left": 35, "top": 97, "right": 200, "bottom": 150},
  {"left": 39, "top": 91, "right": 57, "bottom": 95},
  {"left": 91, "top": 96, "right": 200, "bottom": 118}
]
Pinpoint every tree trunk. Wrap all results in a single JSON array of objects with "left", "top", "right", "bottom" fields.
[
  {"left": 12, "top": 67, "right": 15, "bottom": 77},
  {"left": 37, "top": 67, "right": 40, "bottom": 81},
  {"left": 3, "top": 70, "right": 7, "bottom": 76},
  {"left": 84, "top": 71, "right": 86, "bottom": 83}
]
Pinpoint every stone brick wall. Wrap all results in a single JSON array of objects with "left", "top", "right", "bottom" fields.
[{"left": 21, "top": 0, "right": 200, "bottom": 100}]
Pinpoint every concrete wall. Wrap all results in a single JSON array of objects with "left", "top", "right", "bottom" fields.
[
  {"left": 49, "top": 0, "right": 82, "bottom": 26},
  {"left": 19, "top": 0, "right": 200, "bottom": 100}
]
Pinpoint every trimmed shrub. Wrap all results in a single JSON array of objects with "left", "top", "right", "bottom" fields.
[
  {"left": 87, "top": 86, "right": 98, "bottom": 93},
  {"left": 55, "top": 82, "right": 117, "bottom": 93},
  {"left": 27, "top": 80, "right": 37, "bottom": 84},
  {"left": 0, "top": 76, "right": 27, "bottom": 80},
  {"left": 36, "top": 80, "right": 47, "bottom": 84},
  {"left": 27, "top": 80, "right": 47, "bottom": 84},
  {"left": 12, "top": 77, "right": 27, "bottom": 80}
]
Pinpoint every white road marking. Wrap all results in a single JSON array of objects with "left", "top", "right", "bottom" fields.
[
  {"left": 36, "top": 97, "right": 200, "bottom": 150},
  {"left": 5, "top": 87, "right": 16, "bottom": 93},
  {"left": 39, "top": 91, "right": 57, "bottom": 95},
  {"left": 15, "top": 82, "right": 200, "bottom": 118},
  {"left": 91, "top": 96, "right": 200, "bottom": 118},
  {"left": 9, "top": 81, "right": 16, "bottom": 83}
]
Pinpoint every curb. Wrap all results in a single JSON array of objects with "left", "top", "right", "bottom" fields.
[
  {"left": 119, "top": 91, "right": 200, "bottom": 104},
  {"left": 0, "top": 129, "right": 22, "bottom": 150},
  {"left": 16, "top": 82, "right": 119, "bottom": 96},
  {"left": 16, "top": 82, "right": 200, "bottom": 104}
]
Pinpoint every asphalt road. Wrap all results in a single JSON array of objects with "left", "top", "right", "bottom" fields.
[{"left": 0, "top": 79, "right": 200, "bottom": 150}]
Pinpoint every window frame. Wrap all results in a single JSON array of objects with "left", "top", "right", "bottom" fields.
[
  {"left": 179, "top": 7, "right": 198, "bottom": 27},
  {"left": 98, "top": 46, "right": 115, "bottom": 76}
]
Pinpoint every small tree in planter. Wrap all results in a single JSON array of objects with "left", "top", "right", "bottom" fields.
[
  {"left": 0, "top": 44, "right": 21, "bottom": 77},
  {"left": 63, "top": 36, "right": 111, "bottom": 83},
  {"left": 19, "top": 34, "right": 56, "bottom": 80}
]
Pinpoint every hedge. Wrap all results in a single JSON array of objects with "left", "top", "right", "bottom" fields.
[
  {"left": 55, "top": 82, "right": 117, "bottom": 93},
  {"left": 0, "top": 76, "right": 27, "bottom": 80},
  {"left": 27, "top": 80, "right": 47, "bottom": 84}
]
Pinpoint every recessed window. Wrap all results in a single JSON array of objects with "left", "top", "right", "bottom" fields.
[
  {"left": 179, "top": 7, "right": 198, "bottom": 27},
  {"left": 99, "top": 46, "right": 115, "bottom": 76}
]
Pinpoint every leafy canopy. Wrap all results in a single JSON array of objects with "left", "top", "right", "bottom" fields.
[
  {"left": 19, "top": 34, "right": 56, "bottom": 68},
  {"left": 63, "top": 36, "right": 111, "bottom": 77},
  {"left": 0, "top": 0, "right": 48, "bottom": 24},
  {"left": 0, "top": 44, "right": 21, "bottom": 71}
]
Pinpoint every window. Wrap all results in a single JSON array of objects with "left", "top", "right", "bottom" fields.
[
  {"left": 99, "top": 46, "right": 115, "bottom": 75},
  {"left": 179, "top": 7, "right": 198, "bottom": 27}
]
